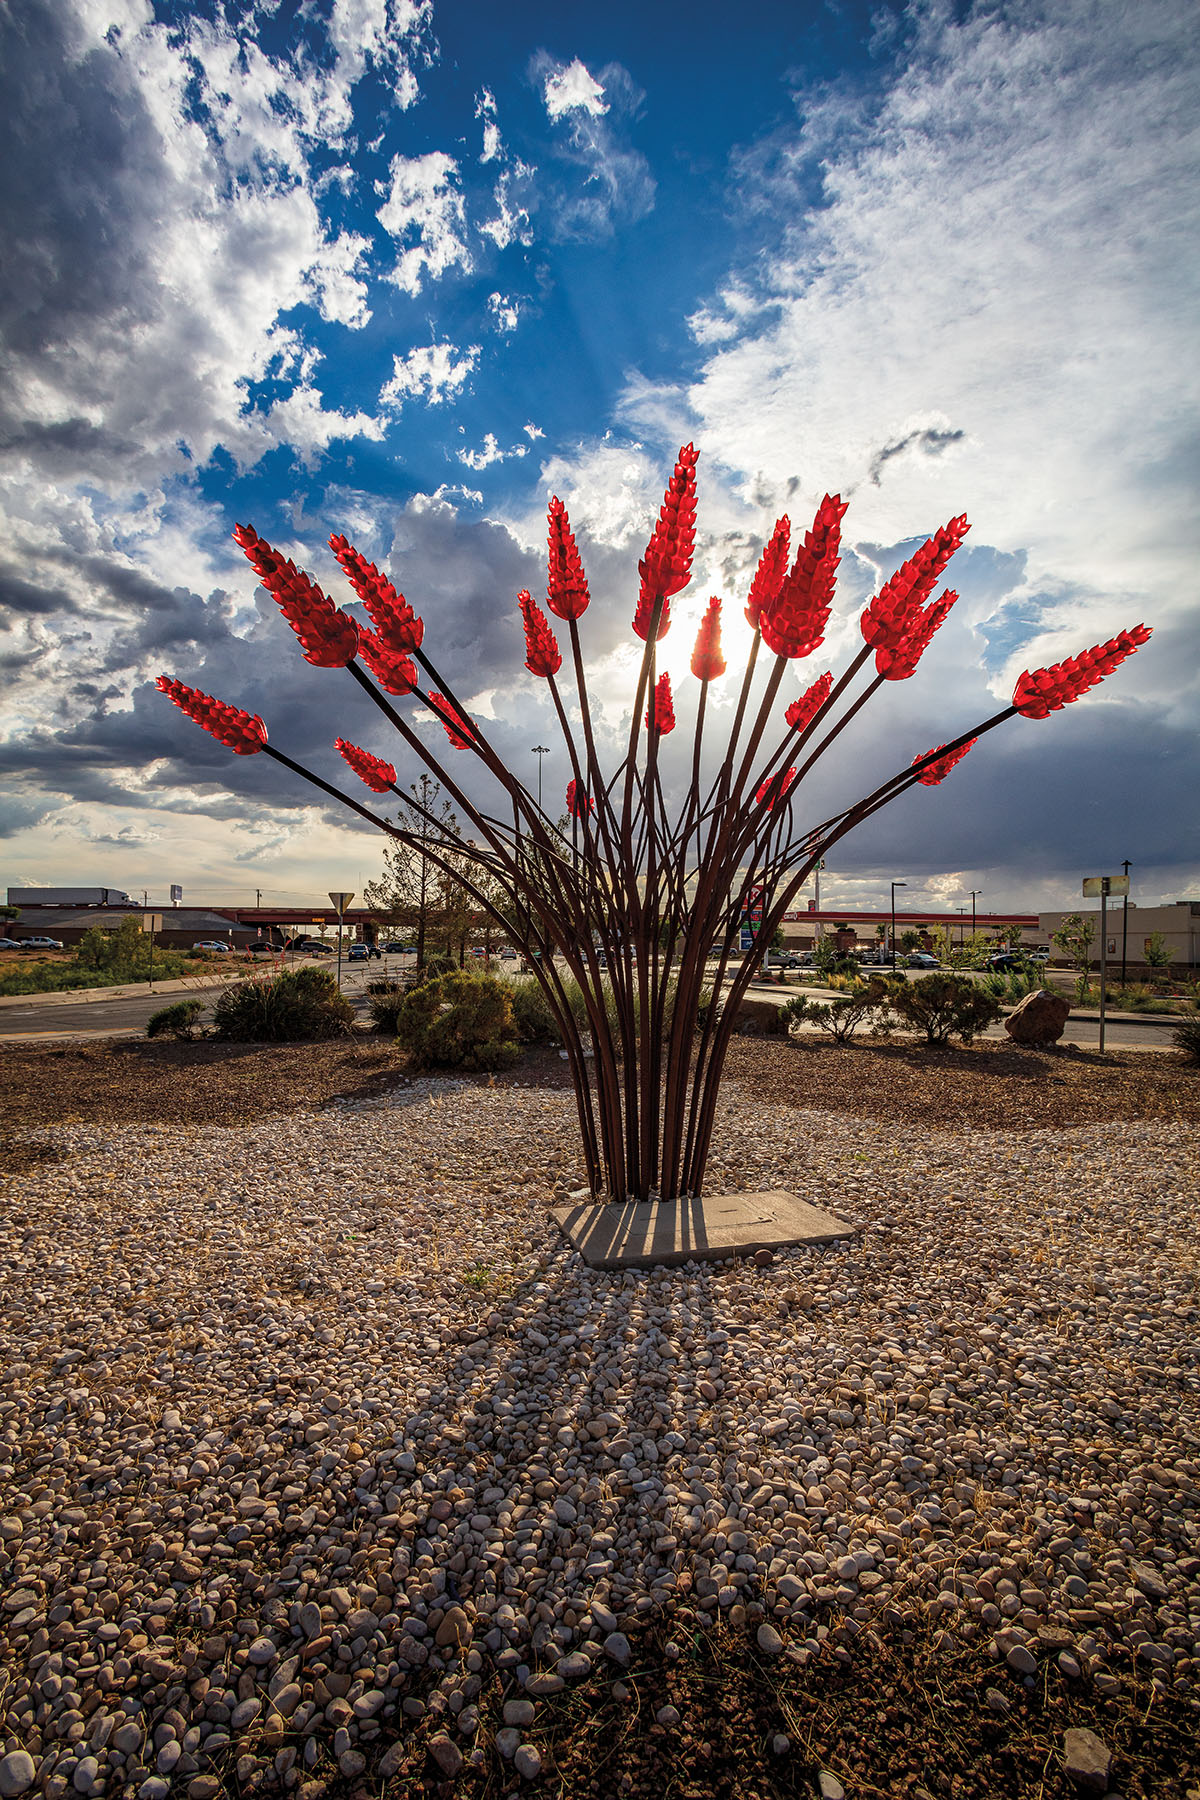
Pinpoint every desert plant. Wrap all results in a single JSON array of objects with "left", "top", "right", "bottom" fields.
[
  {"left": 159, "top": 448, "right": 1151, "bottom": 1200},
  {"left": 210, "top": 965, "right": 354, "bottom": 1042},
  {"left": 1052, "top": 913, "right": 1096, "bottom": 1001},
  {"left": 365, "top": 980, "right": 410, "bottom": 1035},
  {"left": 1143, "top": 931, "right": 1173, "bottom": 985},
  {"left": 781, "top": 977, "right": 893, "bottom": 1043},
  {"left": 501, "top": 975, "right": 563, "bottom": 1044},
  {"left": 393, "top": 968, "right": 521, "bottom": 1071},
  {"left": 886, "top": 972, "right": 1003, "bottom": 1045},
  {"left": 146, "top": 999, "right": 207, "bottom": 1039},
  {"left": 980, "top": 966, "right": 1043, "bottom": 1004},
  {"left": 1173, "top": 1006, "right": 1200, "bottom": 1061}
]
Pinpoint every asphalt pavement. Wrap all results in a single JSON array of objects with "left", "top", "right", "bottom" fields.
[{"left": 0, "top": 958, "right": 1180, "bottom": 1049}]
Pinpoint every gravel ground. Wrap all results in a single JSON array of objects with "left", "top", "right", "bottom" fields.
[{"left": 1, "top": 1051, "right": 1198, "bottom": 1799}]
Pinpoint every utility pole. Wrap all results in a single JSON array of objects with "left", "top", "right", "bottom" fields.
[
  {"left": 970, "top": 889, "right": 980, "bottom": 940},
  {"left": 1121, "top": 859, "right": 1131, "bottom": 986},
  {"left": 255, "top": 888, "right": 262, "bottom": 910}
]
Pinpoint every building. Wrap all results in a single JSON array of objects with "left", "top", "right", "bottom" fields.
[{"left": 1038, "top": 900, "right": 1199, "bottom": 971}]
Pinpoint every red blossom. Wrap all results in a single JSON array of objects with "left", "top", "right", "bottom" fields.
[
  {"left": 356, "top": 627, "right": 418, "bottom": 696},
  {"left": 760, "top": 494, "right": 847, "bottom": 660},
  {"left": 690, "top": 597, "right": 726, "bottom": 682},
  {"left": 784, "top": 670, "right": 833, "bottom": 734},
  {"left": 329, "top": 534, "right": 424, "bottom": 652},
  {"left": 335, "top": 738, "right": 396, "bottom": 793},
  {"left": 1012, "top": 625, "right": 1152, "bottom": 719},
  {"left": 545, "top": 498, "right": 590, "bottom": 621},
  {"left": 875, "top": 588, "right": 959, "bottom": 681},
  {"left": 633, "top": 443, "right": 699, "bottom": 641},
  {"left": 744, "top": 517, "right": 791, "bottom": 630},
  {"left": 566, "top": 779, "right": 594, "bottom": 817},
  {"left": 157, "top": 676, "right": 267, "bottom": 755},
  {"left": 860, "top": 515, "right": 969, "bottom": 654},
  {"left": 519, "top": 589, "right": 562, "bottom": 678},
  {"left": 233, "top": 524, "right": 358, "bottom": 667},
  {"left": 912, "top": 738, "right": 977, "bottom": 786},
  {"left": 756, "top": 766, "right": 798, "bottom": 809},
  {"left": 427, "top": 692, "right": 474, "bottom": 749},
  {"left": 645, "top": 672, "right": 676, "bottom": 735}
]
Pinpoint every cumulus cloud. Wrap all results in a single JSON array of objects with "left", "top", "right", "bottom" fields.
[
  {"left": 376, "top": 151, "right": 473, "bottom": 294},
  {"left": 380, "top": 341, "right": 480, "bottom": 409},
  {"left": 486, "top": 292, "right": 522, "bottom": 333},
  {"left": 681, "top": 0, "right": 1199, "bottom": 715},
  {"left": 542, "top": 58, "right": 608, "bottom": 120},
  {"left": 529, "top": 53, "right": 655, "bottom": 238}
]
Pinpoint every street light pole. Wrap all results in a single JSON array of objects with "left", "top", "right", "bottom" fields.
[
  {"left": 970, "top": 888, "right": 980, "bottom": 940},
  {"left": 1121, "top": 859, "right": 1131, "bottom": 986},
  {"left": 532, "top": 745, "right": 550, "bottom": 812},
  {"left": 890, "top": 880, "right": 907, "bottom": 966}
]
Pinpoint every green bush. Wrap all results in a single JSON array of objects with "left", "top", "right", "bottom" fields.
[
  {"left": 210, "top": 966, "right": 355, "bottom": 1042},
  {"left": 780, "top": 977, "right": 894, "bottom": 1043},
  {"left": 394, "top": 969, "right": 521, "bottom": 1071},
  {"left": 502, "top": 977, "right": 562, "bottom": 1044},
  {"left": 886, "top": 972, "right": 1002, "bottom": 1045},
  {"left": 146, "top": 999, "right": 207, "bottom": 1040},
  {"left": 1173, "top": 1007, "right": 1200, "bottom": 1062},
  {"left": 365, "top": 980, "right": 410, "bottom": 1035}
]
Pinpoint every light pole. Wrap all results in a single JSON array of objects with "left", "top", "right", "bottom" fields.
[
  {"left": 970, "top": 888, "right": 980, "bottom": 941},
  {"left": 532, "top": 745, "right": 550, "bottom": 812},
  {"left": 1121, "top": 858, "right": 1131, "bottom": 986},
  {"left": 890, "top": 880, "right": 907, "bottom": 966},
  {"left": 957, "top": 905, "right": 966, "bottom": 948}
]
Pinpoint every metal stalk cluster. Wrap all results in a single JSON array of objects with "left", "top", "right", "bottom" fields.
[{"left": 159, "top": 447, "right": 1151, "bottom": 1203}]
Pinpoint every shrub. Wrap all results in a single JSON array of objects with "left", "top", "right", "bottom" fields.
[
  {"left": 394, "top": 969, "right": 521, "bottom": 1071},
  {"left": 365, "top": 981, "right": 409, "bottom": 1035},
  {"left": 886, "top": 972, "right": 1002, "bottom": 1045},
  {"left": 502, "top": 977, "right": 562, "bottom": 1044},
  {"left": 780, "top": 977, "right": 894, "bottom": 1043},
  {"left": 146, "top": 999, "right": 207, "bottom": 1040},
  {"left": 1173, "top": 1007, "right": 1200, "bottom": 1062},
  {"left": 210, "top": 966, "right": 355, "bottom": 1042}
]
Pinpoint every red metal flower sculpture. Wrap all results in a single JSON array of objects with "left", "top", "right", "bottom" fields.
[{"left": 162, "top": 447, "right": 1152, "bottom": 1203}]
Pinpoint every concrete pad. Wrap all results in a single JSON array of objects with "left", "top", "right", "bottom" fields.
[{"left": 551, "top": 1190, "right": 857, "bottom": 1271}]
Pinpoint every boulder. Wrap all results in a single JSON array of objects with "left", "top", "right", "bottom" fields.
[{"left": 1004, "top": 988, "right": 1071, "bottom": 1045}]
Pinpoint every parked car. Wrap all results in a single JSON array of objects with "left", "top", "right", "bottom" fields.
[
  {"left": 380, "top": 942, "right": 415, "bottom": 953},
  {"left": 1027, "top": 947, "right": 1051, "bottom": 961},
  {"left": 20, "top": 935, "right": 65, "bottom": 950},
  {"left": 498, "top": 948, "right": 517, "bottom": 961},
  {"left": 906, "top": 952, "right": 941, "bottom": 968},
  {"left": 0, "top": 937, "right": 23, "bottom": 950},
  {"left": 192, "top": 940, "right": 233, "bottom": 953},
  {"left": 775, "top": 952, "right": 807, "bottom": 969},
  {"left": 296, "top": 939, "right": 335, "bottom": 955},
  {"left": 246, "top": 941, "right": 275, "bottom": 953},
  {"left": 986, "top": 951, "right": 1026, "bottom": 971}
]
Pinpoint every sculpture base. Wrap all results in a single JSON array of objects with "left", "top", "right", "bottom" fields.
[{"left": 551, "top": 1190, "right": 856, "bottom": 1271}]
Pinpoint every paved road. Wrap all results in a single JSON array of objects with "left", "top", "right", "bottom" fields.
[
  {"left": 0, "top": 955, "right": 413, "bottom": 1041},
  {"left": 0, "top": 961, "right": 1179, "bottom": 1050}
]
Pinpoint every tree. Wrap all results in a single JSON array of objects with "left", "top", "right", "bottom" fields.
[
  {"left": 1052, "top": 912, "right": 1095, "bottom": 1001},
  {"left": 363, "top": 777, "right": 471, "bottom": 970},
  {"left": 1144, "top": 931, "right": 1173, "bottom": 985}
]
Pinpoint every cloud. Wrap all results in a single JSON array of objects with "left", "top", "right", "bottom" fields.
[
  {"left": 679, "top": 0, "right": 1199, "bottom": 710},
  {"left": 380, "top": 341, "right": 480, "bottom": 409},
  {"left": 529, "top": 53, "right": 654, "bottom": 238},
  {"left": 376, "top": 151, "right": 473, "bottom": 294},
  {"left": 486, "top": 292, "right": 521, "bottom": 333},
  {"left": 542, "top": 58, "right": 608, "bottom": 120},
  {"left": 0, "top": 0, "right": 408, "bottom": 499},
  {"left": 457, "top": 433, "right": 528, "bottom": 472},
  {"left": 475, "top": 86, "right": 503, "bottom": 163}
]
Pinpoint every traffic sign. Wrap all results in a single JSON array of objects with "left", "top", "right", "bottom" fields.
[
  {"left": 1082, "top": 876, "right": 1129, "bottom": 897},
  {"left": 328, "top": 891, "right": 355, "bottom": 912}
]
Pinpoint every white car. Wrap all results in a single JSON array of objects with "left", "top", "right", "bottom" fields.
[
  {"left": 21, "top": 936, "right": 64, "bottom": 950},
  {"left": 191, "top": 940, "right": 234, "bottom": 953}
]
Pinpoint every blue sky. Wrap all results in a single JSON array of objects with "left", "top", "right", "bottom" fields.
[{"left": 1, "top": 0, "right": 1196, "bottom": 916}]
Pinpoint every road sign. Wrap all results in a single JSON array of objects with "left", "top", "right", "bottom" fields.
[
  {"left": 1082, "top": 875, "right": 1129, "bottom": 897},
  {"left": 328, "top": 890, "right": 355, "bottom": 912},
  {"left": 142, "top": 914, "right": 163, "bottom": 933}
]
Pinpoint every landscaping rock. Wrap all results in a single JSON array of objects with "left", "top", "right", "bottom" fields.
[
  {"left": 1062, "top": 1728, "right": 1112, "bottom": 1791},
  {"left": 1005, "top": 988, "right": 1071, "bottom": 1044}
]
